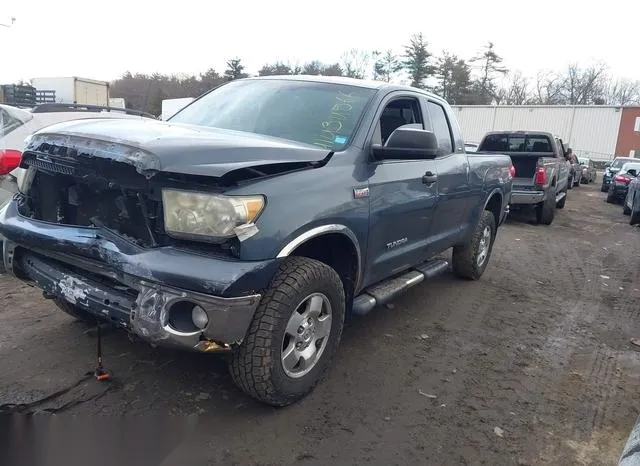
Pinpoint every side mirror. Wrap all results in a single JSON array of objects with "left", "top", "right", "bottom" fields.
[
  {"left": 372, "top": 126, "right": 439, "bottom": 160},
  {"left": 605, "top": 162, "right": 612, "bottom": 168},
  {"left": 628, "top": 169, "right": 638, "bottom": 177}
]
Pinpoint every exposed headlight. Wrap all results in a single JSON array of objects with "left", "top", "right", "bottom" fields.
[{"left": 162, "top": 189, "right": 265, "bottom": 241}]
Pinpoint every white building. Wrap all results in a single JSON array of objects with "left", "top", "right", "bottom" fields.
[{"left": 451, "top": 105, "right": 635, "bottom": 161}]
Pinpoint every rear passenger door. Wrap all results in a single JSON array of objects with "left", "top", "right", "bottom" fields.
[{"left": 424, "top": 99, "right": 472, "bottom": 255}]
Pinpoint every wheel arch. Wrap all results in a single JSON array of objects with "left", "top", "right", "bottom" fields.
[
  {"left": 276, "top": 224, "right": 363, "bottom": 299},
  {"left": 482, "top": 188, "right": 503, "bottom": 226}
]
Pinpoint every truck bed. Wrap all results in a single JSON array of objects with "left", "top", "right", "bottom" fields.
[{"left": 475, "top": 151, "right": 550, "bottom": 181}]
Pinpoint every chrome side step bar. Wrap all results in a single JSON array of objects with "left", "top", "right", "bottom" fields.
[
  {"left": 351, "top": 259, "right": 450, "bottom": 316},
  {"left": 556, "top": 191, "right": 566, "bottom": 203}
]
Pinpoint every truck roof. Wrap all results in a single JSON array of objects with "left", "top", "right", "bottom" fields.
[
  {"left": 483, "top": 130, "right": 555, "bottom": 137},
  {"left": 243, "top": 75, "right": 446, "bottom": 102}
]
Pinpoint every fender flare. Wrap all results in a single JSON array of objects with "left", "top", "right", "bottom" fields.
[{"left": 276, "top": 224, "right": 363, "bottom": 292}]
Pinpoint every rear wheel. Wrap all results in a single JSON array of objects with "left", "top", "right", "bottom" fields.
[
  {"left": 567, "top": 174, "right": 573, "bottom": 190},
  {"left": 452, "top": 210, "right": 496, "bottom": 280},
  {"left": 623, "top": 194, "right": 632, "bottom": 215},
  {"left": 536, "top": 192, "right": 556, "bottom": 225},
  {"left": 630, "top": 205, "right": 640, "bottom": 225},
  {"left": 229, "top": 257, "right": 345, "bottom": 407},
  {"left": 556, "top": 189, "right": 567, "bottom": 209}
]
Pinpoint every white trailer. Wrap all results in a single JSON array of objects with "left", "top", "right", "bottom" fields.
[
  {"left": 452, "top": 105, "right": 624, "bottom": 161},
  {"left": 30, "top": 77, "right": 110, "bottom": 106}
]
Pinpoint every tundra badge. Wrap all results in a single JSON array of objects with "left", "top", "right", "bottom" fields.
[{"left": 386, "top": 237, "right": 408, "bottom": 249}]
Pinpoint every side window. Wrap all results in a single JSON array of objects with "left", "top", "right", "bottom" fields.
[
  {"left": 372, "top": 97, "right": 423, "bottom": 146},
  {"left": 426, "top": 101, "right": 453, "bottom": 156},
  {"left": 556, "top": 139, "right": 564, "bottom": 158}
]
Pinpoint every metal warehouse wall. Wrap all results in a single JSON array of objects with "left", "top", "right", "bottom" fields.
[{"left": 452, "top": 106, "right": 623, "bottom": 160}]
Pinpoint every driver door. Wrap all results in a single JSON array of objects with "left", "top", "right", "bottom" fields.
[{"left": 361, "top": 92, "right": 438, "bottom": 288}]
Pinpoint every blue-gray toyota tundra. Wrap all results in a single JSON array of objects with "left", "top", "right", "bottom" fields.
[{"left": 0, "top": 76, "right": 513, "bottom": 406}]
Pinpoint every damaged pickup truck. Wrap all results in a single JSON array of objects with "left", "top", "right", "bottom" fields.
[{"left": 0, "top": 76, "right": 513, "bottom": 406}]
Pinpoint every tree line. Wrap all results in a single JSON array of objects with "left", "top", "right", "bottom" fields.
[{"left": 109, "top": 33, "right": 640, "bottom": 116}]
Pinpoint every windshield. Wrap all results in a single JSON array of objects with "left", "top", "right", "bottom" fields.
[
  {"left": 168, "top": 79, "right": 376, "bottom": 151},
  {"left": 479, "top": 133, "right": 554, "bottom": 153},
  {"left": 0, "top": 104, "right": 33, "bottom": 138},
  {"left": 611, "top": 158, "right": 633, "bottom": 169}
]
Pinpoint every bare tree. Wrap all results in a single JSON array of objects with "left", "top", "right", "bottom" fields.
[
  {"left": 560, "top": 62, "right": 608, "bottom": 104},
  {"left": 531, "top": 71, "right": 565, "bottom": 105},
  {"left": 605, "top": 78, "right": 640, "bottom": 106},
  {"left": 341, "top": 48, "right": 375, "bottom": 79},
  {"left": 498, "top": 72, "right": 530, "bottom": 105}
]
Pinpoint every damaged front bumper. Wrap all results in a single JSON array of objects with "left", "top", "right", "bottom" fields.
[{"left": 0, "top": 198, "right": 278, "bottom": 352}]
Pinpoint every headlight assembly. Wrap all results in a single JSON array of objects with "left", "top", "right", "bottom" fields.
[{"left": 162, "top": 189, "right": 265, "bottom": 242}]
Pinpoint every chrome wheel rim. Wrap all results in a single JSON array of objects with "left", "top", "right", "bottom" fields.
[
  {"left": 281, "top": 293, "right": 332, "bottom": 379},
  {"left": 477, "top": 225, "right": 492, "bottom": 267}
]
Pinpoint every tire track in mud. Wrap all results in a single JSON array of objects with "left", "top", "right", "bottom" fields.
[{"left": 528, "top": 194, "right": 640, "bottom": 464}]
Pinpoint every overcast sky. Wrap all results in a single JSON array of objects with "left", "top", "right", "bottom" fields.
[{"left": 2, "top": 0, "right": 638, "bottom": 85}]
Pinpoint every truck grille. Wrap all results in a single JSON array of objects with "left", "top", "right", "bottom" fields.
[
  {"left": 21, "top": 152, "right": 76, "bottom": 176},
  {"left": 21, "top": 151, "right": 162, "bottom": 248}
]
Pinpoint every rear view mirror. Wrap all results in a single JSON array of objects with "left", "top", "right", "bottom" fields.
[{"left": 372, "top": 126, "right": 439, "bottom": 160}]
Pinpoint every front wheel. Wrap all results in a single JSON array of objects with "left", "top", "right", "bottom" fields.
[
  {"left": 567, "top": 174, "right": 573, "bottom": 190},
  {"left": 606, "top": 189, "right": 616, "bottom": 204},
  {"left": 229, "top": 257, "right": 345, "bottom": 407},
  {"left": 452, "top": 210, "right": 496, "bottom": 280}
]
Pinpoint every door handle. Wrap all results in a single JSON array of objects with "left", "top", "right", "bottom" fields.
[{"left": 422, "top": 171, "right": 438, "bottom": 184}]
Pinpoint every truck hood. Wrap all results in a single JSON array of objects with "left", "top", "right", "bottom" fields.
[{"left": 25, "top": 118, "right": 333, "bottom": 179}]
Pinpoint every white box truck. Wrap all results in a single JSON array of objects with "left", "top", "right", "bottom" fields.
[{"left": 30, "top": 77, "right": 110, "bottom": 106}]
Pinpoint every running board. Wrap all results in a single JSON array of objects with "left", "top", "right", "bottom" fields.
[
  {"left": 351, "top": 259, "right": 450, "bottom": 316},
  {"left": 556, "top": 191, "right": 566, "bottom": 203}
]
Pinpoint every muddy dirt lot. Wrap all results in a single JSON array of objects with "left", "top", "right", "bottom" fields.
[{"left": 1, "top": 180, "right": 639, "bottom": 465}]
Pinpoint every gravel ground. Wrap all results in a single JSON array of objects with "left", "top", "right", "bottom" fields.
[{"left": 0, "top": 179, "right": 639, "bottom": 465}]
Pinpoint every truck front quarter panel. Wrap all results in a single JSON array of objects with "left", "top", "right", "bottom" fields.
[{"left": 230, "top": 153, "right": 369, "bottom": 277}]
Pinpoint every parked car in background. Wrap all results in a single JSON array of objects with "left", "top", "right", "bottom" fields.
[
  {"left": 476, "top": 130, "right": 570, "bottom": 225},
  {"left": 0, "top": 103, "right": 155, "bottom": 190},
  {"left": 578, "top": 156, "right": 597, "bottom": 183},
  {"left": 624, "top": 176, "right": 640, "bottom": 223},
  {"left": 0, "top": 75, "right": 514, "bottom": 406},
  {"left": 601, "top": 157, "right": 636, "bottom": 192},
  {"left": 607, "top": 162, "right": 640, "bottom": 204}
]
